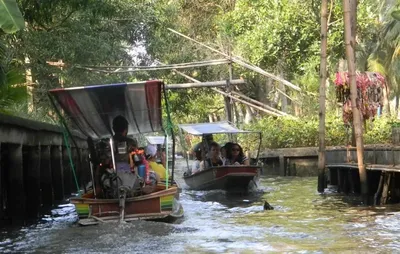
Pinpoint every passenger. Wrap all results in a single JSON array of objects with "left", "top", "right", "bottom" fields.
[
  {"left": 226, "top": 143, "right": 249, "bottom": 166},
  {"left": 191, "top": 149, "right": 203, "bottom": 174},
  {"left": 204, "top": 141, "right": 223, "bottom": 168},
  {"left": 221, "top": 142, "right": 234, "bottom": 165},
  {"left": 145, "top": 144, "right": 166, "bottom": 181}
]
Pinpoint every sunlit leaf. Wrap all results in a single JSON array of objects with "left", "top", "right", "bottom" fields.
[
  {"left": 391, "top": 10, "right": 400, "bottom": 21},
  {"left": 0, "top": 0, "right": 25, "bottom": 33}
]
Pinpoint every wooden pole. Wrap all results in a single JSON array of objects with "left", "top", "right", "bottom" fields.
[
  {"left": 166, "top": 79, "right": 245, "bottom": 89},
  {"left": 167, "top": 28, "right": 301, "bottom": 92},
  {"left": 343, "top": 0, "right": 368, "bottom": 200},
  {"left": 230, "top": 90, "right": 287, "bottom": 116},
  {"left": 318, "top": 0, "right": 329, "bottom": 193},
  {"left": 171, "top": 69, "right": 285, "bottom": 117},
  {"left": 224, "top": 60, "right": 233, "bottom": 122}
]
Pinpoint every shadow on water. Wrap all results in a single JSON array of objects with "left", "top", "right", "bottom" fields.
[
  {"left": 184, "top": 189, "right": 267, "bottom": 209},
  {"left": 2, "top": 169, "right": 400, "bottom": 253}
]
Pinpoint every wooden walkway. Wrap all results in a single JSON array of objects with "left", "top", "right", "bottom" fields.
[
  {"left": 325, "top": 163, "right": 400, "bottom": 205},
  {"left": 326, "top": 163, "right": 400, "bottom": 173}
]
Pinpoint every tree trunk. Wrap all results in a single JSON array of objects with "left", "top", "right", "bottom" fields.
[
  {"left": 244, "top": 105, "right": 253, "bottom": 124},
  {"left": 318, "top": 0, "right": 329, "bottom": 193},
  {"left": 343, "top": 0, "right": 368, "bottom": 200},
  {"left": 383, "top": 81, "right": 391, "bottom": 116},
  {"left": 25, "top": 56, "right": 34, "bottom": 113}
]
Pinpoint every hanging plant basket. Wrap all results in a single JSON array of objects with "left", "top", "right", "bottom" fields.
[{"left": 335, "top": 72, "right": 386, "bottom": 126}]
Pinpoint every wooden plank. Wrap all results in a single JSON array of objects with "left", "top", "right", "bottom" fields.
[
  {"left": 51, "top": 146, "right": 64, "bottom": 201},
  {"left": 8, "top": 144, "right": 25, "bottom": 220},
  {"left": 40, "top": 146, "right": 53, "bottom": 206},
  {"left": 326, "top": 163, "right": 400, "bottom": 173},
  {"left": 24, "top": 145, "right": 41, "bottom": 218}
]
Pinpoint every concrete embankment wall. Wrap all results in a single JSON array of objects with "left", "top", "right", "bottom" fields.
[{"left": 0, "top": 113, "right": 90, "bottom": 224}]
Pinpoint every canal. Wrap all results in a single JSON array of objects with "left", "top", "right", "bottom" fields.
[{"left": 1, "top": 161, "right": 400, "bottom": 253}]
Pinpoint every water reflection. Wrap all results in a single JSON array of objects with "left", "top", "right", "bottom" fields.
[{"left": 1, "top": 174, "right": 400, "bottom": 253}]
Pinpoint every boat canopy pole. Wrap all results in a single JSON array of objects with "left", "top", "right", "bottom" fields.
[
  {"left": 179, "top": 128, "right": 190, "bottom": 174},
  {"left": 256, "top": 132, "right": 262, "bottom": 163},
  {"left": 48, "top": 93, "right": 82, "bottom": 196},
  {"left": 165, "top": 134, "right": 169, "bottom": 189},
  {"left": 162, "top": 82, "right": 176, "bottom": 184}
]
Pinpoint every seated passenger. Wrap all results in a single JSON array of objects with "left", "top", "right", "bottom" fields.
[
  {"left": 204, "top": 141, "right": 223, "bottom": 168},
  {"left": 220, "top": 142, "right": 233, "bottom": 165},
  {"left": 226, "top": 143, "right": 250, "bottom": 166},
  {"left": 145, "top": 144, "right": 166, "bottom": 180},
  {"left": 191, "top": 149, "right": 203, "bottom": 175}
]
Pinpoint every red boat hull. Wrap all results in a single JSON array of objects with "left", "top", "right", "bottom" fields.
[{"left": 183, "top": 165, "right": 260, "bottom": 191}]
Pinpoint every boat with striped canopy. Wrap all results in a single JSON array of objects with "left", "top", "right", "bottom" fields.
[{"left": 48, "top": 80, "right": 183, "bottom": 225}]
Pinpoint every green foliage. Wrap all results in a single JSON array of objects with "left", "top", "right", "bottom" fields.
[
  {"left": 0, "top": 0, "right": 25, "bottom": 33},
  {"left": 245, "top": 114, "right": 392, "bottom": 149},
  {"left": 2, "top": 101, "right": 55, "bottom": 123},
  {"left": 392, "top": 10, "right": 400, "bottom": 21}
]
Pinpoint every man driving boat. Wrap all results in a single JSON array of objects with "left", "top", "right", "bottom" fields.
[{"left": 112, "top": 115, "right": 138, "bottom": 151}]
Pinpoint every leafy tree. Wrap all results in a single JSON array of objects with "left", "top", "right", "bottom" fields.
[{"left": 0, "top": 0, "right": 26, "bottom": 110}]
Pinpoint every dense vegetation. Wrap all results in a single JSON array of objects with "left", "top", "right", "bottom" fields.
[{"left": 0, "top": 0, "right": 399, "bottom": 148}]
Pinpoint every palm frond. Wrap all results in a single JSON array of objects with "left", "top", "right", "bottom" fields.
[{"left": 367, "top": 58, "right": 387, "bottom": 75}]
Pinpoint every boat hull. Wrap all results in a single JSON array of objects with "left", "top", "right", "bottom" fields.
[
  {"left": 183, "top": 165, "right": 260, "bottom": 192},
  {"left": 71, "top": 186, "right": 183, "bottom": 224}
]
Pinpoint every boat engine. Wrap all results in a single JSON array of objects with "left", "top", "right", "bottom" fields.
[{"left": 98, "top": 140, "right": 141, "bottom": 198}]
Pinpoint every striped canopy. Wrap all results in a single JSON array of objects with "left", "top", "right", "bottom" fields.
[{"left": 49, "top": 80, "right": 164, "bottom": 139}]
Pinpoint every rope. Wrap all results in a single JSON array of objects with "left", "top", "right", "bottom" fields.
[{"left": 61, "top": 121, "right": 81, "bottom": 196}]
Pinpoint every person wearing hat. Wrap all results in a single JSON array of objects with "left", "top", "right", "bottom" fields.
[{"left": 145, "top": 144, "right": 167, "bottom": 179}]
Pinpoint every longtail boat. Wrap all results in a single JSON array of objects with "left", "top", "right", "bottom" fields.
[
  {"left": 178, "top": 121, "right": 262, "bottom": 192},
  {"left": 48, "top": 80, "right": 183, "bottom": 225}
]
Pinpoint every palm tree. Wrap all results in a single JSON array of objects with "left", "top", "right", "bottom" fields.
[{"left": 369, "top": 3, "right": 400, "bottom": 115}]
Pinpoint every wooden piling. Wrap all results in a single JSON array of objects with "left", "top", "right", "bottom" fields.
[
  {"left": 8, "top": 144, "right": 25, "bottom": 220},
  {"left": 0, "top": 144, "right": 4, "bottom": 220},
  {"left": 24, "top": 146, "right": 41, "bottom": 218},
  {"left": 40, "top": 146, "right": 53, "bottom": 206},
  {"left": 72, "top": 148, "right": 82, "bottom": 193},
  {"left": 279, "top": 156, "right": 285, "bottom": 176},
  {"left": 329, "top": 168, "right": 338, "bottom": 185},
  {"left": 374, "top": 172, "right": 384, "bottom": 205},
  {"left": 380, "top": 172, "right": 392, "bottom": 205},
  {"left": 62, "top": 147, "right": 72, "bottom": 196},
  {"left": 51, "top": 146, "right": 64, "bottom": 201}
]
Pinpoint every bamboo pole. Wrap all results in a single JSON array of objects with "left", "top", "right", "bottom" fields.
[
  {"left": 171, "top": 69, "right": 284, "bottom": 117},
  {"left": 318, "top": 0, "right": 329, "bottom": 193},
  {"left": 78, "top": 59, "right": 229, "bottom": 69},
  {"left": 230, "top": 90, "right": 287, "bottom": 116},
  {"left": 343, "top": 0, "right": 368, "bottom": 200},
  {"left": 213, "top": 88, "right": 285, "bottom": 117},
  {"left": 166, "top": 79, "right": 245, "bottom": 89},
  {"left": 76, "top": 59, "right": 230, "bottom": 73},
  {"left": 170, "top": 67, "right": 288, "bottom": 117},
  {"left": 167, "top": 28, "right": 301, "bottom": 92}
]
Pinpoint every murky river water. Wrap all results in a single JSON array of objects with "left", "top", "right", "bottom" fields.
[{"left": 2, "top": 162, "right": 400, "bottom": 253}]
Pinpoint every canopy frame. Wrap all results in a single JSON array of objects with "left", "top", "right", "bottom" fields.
[
  {"left": 48, "top": 80, "right": 176, "bottom": 190},
  {"left": 178, "top": 121, "right": 262, "bottom": 167}
]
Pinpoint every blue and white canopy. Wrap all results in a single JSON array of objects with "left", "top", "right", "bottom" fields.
[
  {"left": 146, "top": 136, "right": 166, "bottom": 145},
  {"left": 178, "top": 121, "right": 257, "bottom": 136}
]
